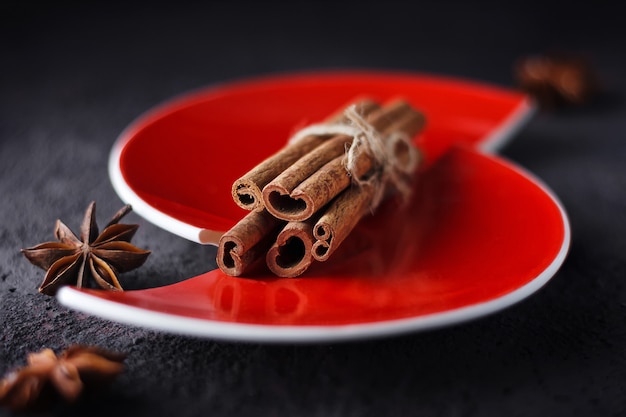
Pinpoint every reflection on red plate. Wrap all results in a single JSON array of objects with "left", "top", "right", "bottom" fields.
[{"left": 58, "top": 71, "right": 570, "bottom": 342}]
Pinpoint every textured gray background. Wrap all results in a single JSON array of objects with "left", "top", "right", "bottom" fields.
[{"left": 2, "top": 1, "right": 626, "bottom": 416}]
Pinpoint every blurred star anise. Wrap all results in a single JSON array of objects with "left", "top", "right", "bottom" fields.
[
  {"left": 0, "top": 345, "right": 126, "bottom": 412},
  {"left": 22, "top": 201, "right": 151, "bottom": 295},
  {"left": 515, "top": 54, "right": 596, "bottom": 109}
]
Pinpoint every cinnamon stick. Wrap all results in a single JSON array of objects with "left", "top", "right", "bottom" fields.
[
  {"left": 312, "top": 183, "right": 375, "bottom": 261},
  {"left": 216, "top": 210, "right": 285, "bottom": 276},
  {"left": 263, "top": 103, "right": 425, "bottom": 222},
  {"left": 312, "top": 119, "right": 423, "bottom": 262},
  {"left": 231, "top": 100, "right": 379, "bottom": 211},
  {"left": 266, "top": 218, "right": 317, "bottom": 277}
]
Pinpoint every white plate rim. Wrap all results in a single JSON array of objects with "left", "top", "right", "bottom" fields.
[{"left": 58, "top": 172, "right": 569, "bottom": 343}]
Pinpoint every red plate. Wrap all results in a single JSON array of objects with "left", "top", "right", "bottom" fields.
[{"left": 58, "top": 71, "right": 569, "bottom": 342}]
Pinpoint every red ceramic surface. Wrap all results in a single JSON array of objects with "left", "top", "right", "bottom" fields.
[{"left": 58, "top": 71, "right": 569, "bottom": 342}]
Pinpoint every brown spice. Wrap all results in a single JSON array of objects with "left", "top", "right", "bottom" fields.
[
  {"left": 0, "top": 346, "right": 125, "bottom": 412},
  {"left": 21, "top": 202, "right": 150, "bottom": 295},
  {"left": 216, "top": 209, "right": 285, "bottom": 276},
  {"left": 231, "top": 99, "right": 380, "bottom": 211},
  {"left": 312, "top": 139, "right": 420, "bottom": 262},
  {"left": 266, "top": 218, "right": 317, "bottom": 277},
  {"left": 218, "top": 99, "right": 425, "bottom": 277},
  {"left": 262, "top": 101, "right": 425, "bottom": 221},
  {"left": 515, "top": 54, "right": 596, "bottom": 108},
  {"left": 263, "top": 102, "right": 424, "bottom": 276},
  {"left": 312, "top": 183, "right": 376, "bottom": 262}
]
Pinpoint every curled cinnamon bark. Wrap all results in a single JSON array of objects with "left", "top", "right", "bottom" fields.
[
  {"left": 266, "top": 218, "right": 316, "bottom": 277},
  {"left": 312, "top": 183, "right": 375, "bottom": 261},
  {"left": 218, "top": 98, "right": 426, "bottom": 278},
  {"left": 311, "top": 114, "right": 423, "bottom": 262},
  {"left": 216, "top": 210, "right": 284, "bottom": 276},
  {"left": 263, "top": 102, "right": 425, "bottom": 222},
  {"left": 231, "top": 100, "right": 379, "bottom": 211}
]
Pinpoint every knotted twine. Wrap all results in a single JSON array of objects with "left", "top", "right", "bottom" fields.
[{"left": 288, "top": 105, "right": 421, "bottom": 211}]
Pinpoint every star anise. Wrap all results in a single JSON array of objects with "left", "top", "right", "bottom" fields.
[
  {"left": 0, "top": 345, "right": 126, "bottom": 412},
  {"left": 22, "top": 201, "right": 151, "bottom": 296},
  {"left": 514, "top": 54, "right": 596, "bottom": 109}
]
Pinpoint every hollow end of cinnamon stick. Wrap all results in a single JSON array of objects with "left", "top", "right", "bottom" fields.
[
  {"left": 232, "top": 179, "right": 264, "bottom": 211},
  {"left": 266, "top": 222, "right": 315, "bottom": 277},
  {"left": 313, "top": 222, "right": 330, "bottom": 241},
  {"left": 216, "top": 210, "right": 284, "bottom": 276},
  {"left": 219, "top": 232, "right": 280, "bottom": 277},
  {"left": 263, "top": 186, "right": 316, "bottom": 222},
  {"left": 268, "top": 236, "right": 307, "bottom": 274},
  {"left": 312, "top": 239, "right": 331, "bottom": 261},
  {"left": 217, "top": 236, "right": 247, "bottom": 276}
]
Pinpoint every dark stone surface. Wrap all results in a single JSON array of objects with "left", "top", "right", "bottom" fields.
[{"left": 2, "top": 1, "right": 626, "bottom": 416}]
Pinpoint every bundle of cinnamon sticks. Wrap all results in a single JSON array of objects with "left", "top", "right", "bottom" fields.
[{"left": 217, "top": 99, "right": 426, "bottom": 277}]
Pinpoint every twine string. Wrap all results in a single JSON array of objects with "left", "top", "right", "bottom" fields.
[{"left": 289, "top": 105, "right": 420, "bottom": 210}]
